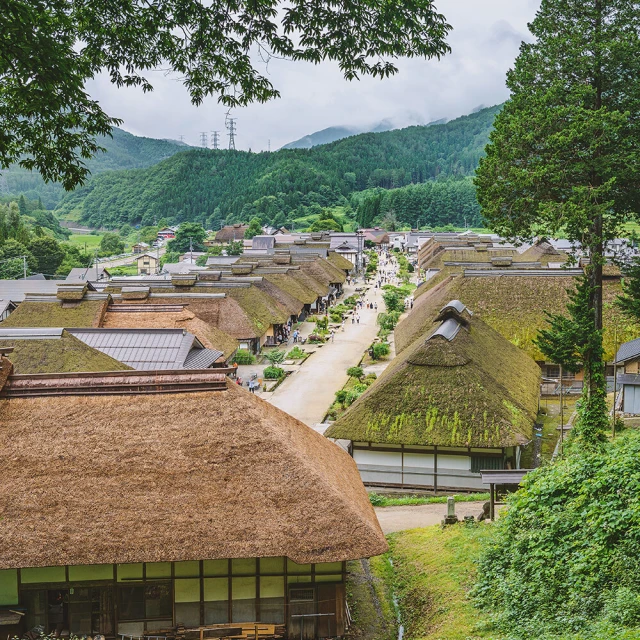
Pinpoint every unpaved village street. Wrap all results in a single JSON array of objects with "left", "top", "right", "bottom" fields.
[{"left": 374, "top": 502, "right": 486, "bottom": 534}]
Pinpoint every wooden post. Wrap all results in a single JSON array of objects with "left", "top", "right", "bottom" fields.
[
  {"left": 490, "top": 483, "right": 495, "bottom": 521},
  {"left": 433, "top": 446, "right": 438, "bottom": 495}
]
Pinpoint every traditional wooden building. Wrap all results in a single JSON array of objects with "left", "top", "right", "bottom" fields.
[
  {"left": 136, "top": 253, "right": 159, "bottom": 275},
  {"left": 325, "top": 301, "right": 541, "bottom": 490},
  {"left": 0, "top": 362, "right": 386, "bottom": 640},
  {"left": 615, "top": 338, "right": 640, "bottom": 415}
]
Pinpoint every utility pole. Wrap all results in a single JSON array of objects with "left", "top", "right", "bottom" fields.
[
  {"left": 211, "top": 131, "right": 220, "bottom": 150},
  {"left": 199, "top": 132, "right": 208, "bottom": 148},
  {"left": 226, "top": 117, "right": 237, "bottom": 150},
  {"left": 22, "top": 255, "right": 27, "bottom": 280},
  {"left": 189, "top": 237, "right": 193, "bottom": 263},
  {"left": 559, "top": 364, "right": 564, "bottom": 456}
]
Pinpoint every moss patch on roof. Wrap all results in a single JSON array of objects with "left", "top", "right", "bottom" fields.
[
  {"left": 326, "top": 313, "right": 540, "bottom": 448},
  {"left": 327, "top": 252, "right": 355, "bottom": 271},
  {"left": 2, "top": 300, "right": 108, "bottom": 328},
  {"left": 298, "top": 258, "right": 347, "bottom": 287},
  {"left": 398, "top": 275, "right": 637, "bottom": 361},
  {"left": 256, "top": 279, "right": 304, "bottom": 316},
  {"left": 5, "top": 331, "right": 131, "bottom": 374},
  {"left": 263, "top": 273, "right": 319, "bottom": 305}
]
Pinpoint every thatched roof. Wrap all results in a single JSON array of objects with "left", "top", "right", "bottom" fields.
[
  {"left": 263, "top": 272, "right": 320, "bottom": 305},
  {"left": 0, "top": 330, "right": 131, "bottom": 374},
  {"left": 0, "top": 368, "right": 387, "bottom": 568},
  {"left": 298, "top": 258, "right": 347, "bottom": 286},
  {"left": 518, "top": 240, "right": 568, "bottom": 265},
  {"left": 325, "top": 303, "right": 540, "bottom": 448},
  {"left": 215, "top": 224, "right": 249, "bottom": 242},
  {"left": 398, "top": 274, "right": 637, "bottom": 361},
  {"left": 2, "top": 299, "right": 109, "bottom": 328},
  {"left": 327, "top": 252, "right": 355, "bottom": 271},
  {"left": 255, "top": 278, "right": 304, "bottom": 317},
  {"left": 103, "top": 307, "right": 238, "bottom": 358}
]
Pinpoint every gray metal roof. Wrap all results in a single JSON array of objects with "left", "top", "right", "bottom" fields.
[
  {"left": 480, "top": 469, "right": 532, "bottom": 485},
  {"left": 252, "top": 236, "right": 276, "bottom": 250},
  {"left": 464, "top": 269, "right": 583, "bottom": 277},
  {"left": 429, "top": 317, "right": 461, "bottom": 342},
  {"left": 617, "top": 373, "right": 640, "bottom": 386},
  {"left": 0, "top": 328, "right": 64, "bottom": 340},
  {"left": 615, "top": 337, "right": 640, "bottom": 364},
  {"left": 439, "top": 300, "right": 468, "bottom": 315},
  {"left": 0, "top": 279, "right": 63, "bottom": 302},
  {"left": 67, "top": 328, "right": 222, "bottom": 370},
  {"left": 0, "top": 299, "right": 17, "bottom": 317}
]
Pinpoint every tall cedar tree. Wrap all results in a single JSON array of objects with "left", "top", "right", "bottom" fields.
[
  {"left": 2, "top": 0, "right": 450, "bottom": 190},
  {"left": 475, "top": 0, "right": 640, "bottom": 444}
]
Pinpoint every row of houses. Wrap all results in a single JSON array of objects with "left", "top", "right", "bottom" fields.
[{"left": 0, "top": 248, "right": 382, "bottom": 640}]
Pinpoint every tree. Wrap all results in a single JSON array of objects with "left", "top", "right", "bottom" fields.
[
  {"left": 372, "top": 342, "right": 390, "bottom": 360},
  {"left": 244, "top": 217, "right": 263, "bottom": 239},
  {"left": 99, "top": 232, "right": 125, "bottom": 256},
  {"left": 335, "top": 389, "right": 349, "bottom": 409},
  {"left": 0, "top": 240, "right": 37, "bottom": 278},
  {"left": 347, "top": 366, "right": 364, "bottom": 381},
  {"left": 474, "top": 0, "right": 640, "bottom": 444},
  {"left": 167, "top": 222, "right": 207, "bottom": 253},
  {"left": 226, "top": 240, "right": 244, "bottom": 256},
  {"left": 617, "top": 258, "right": 640, "bottom": 321},
  {"left": 382, "top": 289, "right": 405, "bottom": 313},
  {"left": 2, "top": 0, "right": 451, "bottom": 190},
  {"left": 309, "top": 218, "right": 342, "bottom": 232},
  {"left": 119, "top": 223, "right": 133, "bottom": 238},
  {"left": 28, "top": 236, "right": 65, "bottom": 275}
]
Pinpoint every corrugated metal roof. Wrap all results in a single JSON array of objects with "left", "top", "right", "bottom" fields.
[
  {"left": 184, "top": 348, "right": 224, "bottom": 369},
  {"left": 67, "top": 328, "right": 219, "bottom": 370},
  {"left": 615, "top": 338, "right": 640, "bottom": 364}
]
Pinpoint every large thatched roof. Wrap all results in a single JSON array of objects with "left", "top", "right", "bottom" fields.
[
  {"left": 103, "top": 307, "right": 238, "bottom": 358},
  {"left": 325, "top": 302, "right": 540, "bottom": 448},
  {"left": 298, "top": 258, "right": 347, "bottom": 287},
  {"left": 262, "top": 272, "right": 320, "bottom": 305},
  {"left": 0, "top": 330, "right": 131, "bottom": 374},
  {"left": 0, "top": 366, "right": 387, "bottom": 568},
  {"left": 400, "top": 273, "right": 635, "bottom": 361},
  {"left": 2, "top": 299, "right": 108, "bottom": 328},
  {"left": 327, "top": 252, "right": 355, "bottom": 271}
]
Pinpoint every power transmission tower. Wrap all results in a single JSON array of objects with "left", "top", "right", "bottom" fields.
[
  {"left": 226, "top": 117, "right": 237, "bottom": 150},
  {"left": 211, "top": 131, "right": 220, "bottom": 149},
  {"left": 178, "top": 135, "right": 185, "bottom": 143},
  {"left": 268, "top": 139, "right": 271, "bottom": 153},
  {"left": 199, "top": 132, "right": 208, "bottom": 148}
]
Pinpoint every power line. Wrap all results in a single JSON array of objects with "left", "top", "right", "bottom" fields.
[
  {"left": 226, "top": 116, "right": 237, "bottom": 150},
  {"left": 211, "top": 131, "right": 220, "bottom": 150},
  {"left": 199, "top": 131, "right": 208, "bottom": 148}
]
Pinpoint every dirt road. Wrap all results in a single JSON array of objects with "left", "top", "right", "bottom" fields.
[{"left": 374, "top": 502, "right": 486, "bottom": 534}]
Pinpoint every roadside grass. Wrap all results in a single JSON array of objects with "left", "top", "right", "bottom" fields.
[
  {"left": 388, "top": 523, "right": 503, "bottom": 640},
  {"left": 369, "top": 493, "right": 489, "bottom": 507}
]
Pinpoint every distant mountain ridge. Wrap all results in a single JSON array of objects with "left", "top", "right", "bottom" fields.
[
  {"left": 55, "top": 104, "right": 502, "bottom": 229},
  {"left": 1, "top": 128, "right": 191, "bottom": 209},
  {"left": 281, "top": 116, "right": 448, "bottom": 149}
]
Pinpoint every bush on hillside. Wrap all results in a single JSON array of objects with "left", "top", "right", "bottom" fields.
[
  {"left": 372, "top": 342, "right": 390, "bottom": 360},
  {"left": 473, "top": 431, "right": 640, "bottom": 638}
]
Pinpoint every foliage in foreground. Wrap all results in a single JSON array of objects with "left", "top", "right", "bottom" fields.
[
  {"left": 368, "top": 492, "right": 489, "bottom": 507},
  {"left": 473, "top": 430, "right": 640, "bottom": 639}
]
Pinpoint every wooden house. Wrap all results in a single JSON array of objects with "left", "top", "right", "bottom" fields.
[
  {"left": 214, "top": 224, "right": 249, "bottom": 245},
  {"left": 615, "top": 338, "right": 640, "bottom": 415},
  {"left": 157, "top": 227, "right": 176, "bottom": 241},
  {"left": 325, "top": 301, "right": 541, "bottom": 491},
  {"left": 136, "top": 253, "right": 159, "bottom": 275},
  {"left": 0, "top": 362, "right": 386, "bottom": 640},
  {"left": 132, "top": 242, "right": 150, "bottom": 254}
]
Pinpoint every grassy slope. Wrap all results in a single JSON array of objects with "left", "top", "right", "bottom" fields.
[{"left": 388, "top": 523, "right": 501, "bottom": 640}]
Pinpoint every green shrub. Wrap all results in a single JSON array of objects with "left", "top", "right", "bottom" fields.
[
  {"left": 287, "top": 346, "right": 305, "bottom": 359},
  {"left": 233, "top": 350, "right": 255, "bottom": 365},
  {"left": 473, "top": 430, "right": 640, "bottom": 637},
  {"left": 263, "top": 349, "right": 286, "bottom": 365},
  {"left": 363, "top": 373, "right": 377, "bottom": 386},
  {"left": 308, "top": 334, "right": 325, "bottom": 343},
  {"left": 372, "top": 342, "right": 390, "bottom": 359},
  {"left": 263, "top": 366, "right": 285, "bottom": 379}
]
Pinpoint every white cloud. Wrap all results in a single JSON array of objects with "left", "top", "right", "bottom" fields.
[{"left": 86, "top": 0, "right": 540, "bottom": 151}]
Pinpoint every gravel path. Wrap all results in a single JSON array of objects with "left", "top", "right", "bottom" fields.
[{"left": 374, "top": 502, "right": 486, "bottom": 534}]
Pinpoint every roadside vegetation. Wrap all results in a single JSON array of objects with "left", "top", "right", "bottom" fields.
[{"left": 369, "top": 493, "right": 489, "bottom": 507}]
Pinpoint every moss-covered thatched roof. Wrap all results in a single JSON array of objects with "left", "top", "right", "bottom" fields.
[
  {"left": 398, "top": 274, "right": 637, "bottom": 361},
  {"left": 2, "top": 299, "right": 108, "bottom": 328},
  {"left": 255, "top": 278, "right": 304, "bottom": 316},
  {"left": 326, "top": 307, "right": 540, "bottom": 448},
  {"left": 298, "top": 258, "right": 347, "bottom": 286},
  {"left": 327, "top": 252, "right": 355, "bottom": 271},
  {"left": 518, "top": 240, "right": 567, "bottom": 265},
  {"left": 263, "top": 273, "right": 319, "bottom": 305},
  {"left": 3, "top": 331, "right": 131, "bottom": 374}
]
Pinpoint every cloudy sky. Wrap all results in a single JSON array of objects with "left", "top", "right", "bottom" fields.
[{"left": 87, "top": 0, "right": 541, "bottom": 151}]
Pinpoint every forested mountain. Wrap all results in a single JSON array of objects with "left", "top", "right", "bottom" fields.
[
  {"left": 56, "top": 105, "right": 500, "bottom": 230},
  {"left": 0, "top": 128, "right": 190, "bottom": 209}
]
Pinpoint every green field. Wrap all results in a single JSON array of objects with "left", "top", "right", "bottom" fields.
[{"left": 66, "top": 234, "right": 103, "bottom": 251}]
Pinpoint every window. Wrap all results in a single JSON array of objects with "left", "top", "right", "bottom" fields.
[
  {"left": 231, "top": 577, "right": 256, "bottom": 622},
  {"left": 118, "top": 584, "right": 171, "bottom": 621},
  {"left": 471, "top": 456, "right": 503, "bottom": 474},
  {"left": 204, "top": 578, "right": 228, "bottom": 625}
]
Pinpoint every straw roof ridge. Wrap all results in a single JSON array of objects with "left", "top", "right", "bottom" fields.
[
  {"left": 326, "top": 313, "right": 540, "bottom": 448},
  {"left": 263, "top": 273, "right": 319, "bottom": 305},
  {"left": 327, "top": 252, "right": 355, "bottom": 271},
  {"left": 0, "top": 381, "right": 387, "bottom": 568},
  {"left": 255, "top": 278, "right": 304, "bottom": 316}
]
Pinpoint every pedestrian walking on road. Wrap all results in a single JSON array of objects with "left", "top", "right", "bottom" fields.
[
  {"left": 352, "top": 316, "right": 355, "bottom": 324},
  {"left": 330, "top": 329, "right": 335, "bottom": 342},
  {"left": 374, "top": 302, "right": 378, "bottom": 311},
  {"left": 356, "top": 314, "right": 360, "bottom": 324}
]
